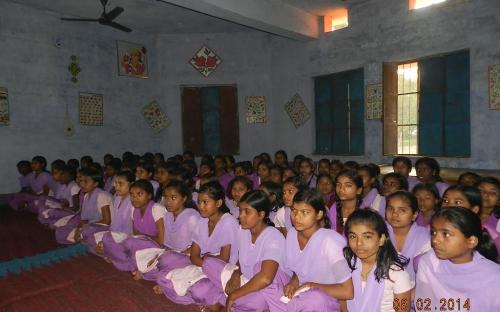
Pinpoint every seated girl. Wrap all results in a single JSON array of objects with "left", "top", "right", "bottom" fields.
[
  {"left": 385, "top": 191, "right": 431, "bottom": 281},
  {"left": 155, "top": 181, "right": 239, "bottom": 309},
  {"left": 412, "top": 183, "right": 440, "bottom": 227},
  {"left": 101, "top": 179, "right": 165, "bottom": 274},
  {"left": 259, "top": 181, "right": 284, "bottom": 226},
  {"left": 381, "top": 172, "right": 409, "bottom": 197},
  {"left": 103, "top": 157, "right": 122, "bottom": 194},
  {"left": 225, "top": 176, "right": 253, "bottom": 218},
  {"left": 200, "top": 190, "right": 290, "bottom": 311},
  {"left": 478, "top": 177, "right": 500, "bottom": 257},
  {"left": 274, "top": 176, "right": 306, "bottom": 237},
  {"left": 344, "top": 209, "right": 413, "bottom": 312},
  {"left": 358, "top": 165, "right": 385, "bottom": 216},
  {"left": 279, "top": 188, "right": 353, "bottom": 312},
  {"left": 316, "top": 173, "right": 336, "bottom": 209},
  {"left": 136, "top": 161, "right": 159, "bottom": 195},
  {"left": 298, "top": 158, "right": 317, "bottom": 188},
  {"left": 415, "top": 208, "right": 500, "bottom": 311},
  {"left": 414, "top": 157, "right": 448, "bottom": 197},
  {"left": 55, "top": 168, "right": 112, "bottom": 245}
]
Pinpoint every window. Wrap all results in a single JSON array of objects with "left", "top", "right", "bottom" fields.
[
  {"left": 181, "top": 86, "right": 239, "bottom": 155},
  {"left": 315, "top": 68, "right": 364, "bottom": 155},
  {"left": 384, "top": 50, "right": 470, "bottom": 157},
  {"left": 324, "top": 8, "right": 348, "bottom": 32},
  {"left": 409, "top": 0, "right": 447, "bottom": 10}
]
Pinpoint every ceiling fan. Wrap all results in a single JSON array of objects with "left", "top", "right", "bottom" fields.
[{"left": 61, "top": 0, "right": 132, "bottom": 32}]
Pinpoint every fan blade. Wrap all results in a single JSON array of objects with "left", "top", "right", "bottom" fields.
[
  {"left": 61, "top": 17, "right": 100, "bottom": 22},
  {"left": 107, "top": 22, "right": 132, "bottom": 32},
  {"left": 106, "top": 7, "right": 124, "bottom": 21}
]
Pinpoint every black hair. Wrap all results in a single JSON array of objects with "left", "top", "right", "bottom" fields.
[
  {"left": 269, "top": 165, "right": 283, "bottom": 182},
  {"left": 260, "top": 153, "right": 272, "bottom": 164},
  {"left": 257, "top": 161, "right": 272, "bottom": 174},
  {"left": 214, "top": 155, "right": 227, "bottom": 169},
  {"left": 283, "top": 175, "right": 308, "bottom": 191},
  {"left": 17, "top": 160, "right": 32, "bottom": 170},
  {"left": 283, "top": 167, "right": 298, "bottom": 178},
  {"left": 182, "top": 159, "right": 198, "bottom": 176},
  {"left": 344, "top": 209, "right": 409, "bottom": 282},
  {"left": 274, "top": 150, "right": 288, "bottom": 164},
  {"left": 90, "top": 162, "right": 103, "bottom": 173},
  {"left": 164, "top": 180, "right": 195, "bottom": 208},
  {"left": 130, "top": 179, "right": 154, "bottom": 199},
  {"left": 80, "top": 155, "right": 94, "bottom": 167},
  {"left": 200, "top": 161, "right": 215, "bottom": 174},
  {"left": 299, "top": 157, "right": 315, "bottom": 170},
  {"left": 392, "top": 156, "right": 412, "bottom": 170},
  {"left": 334, "top": 169, "right": 364, "bottom": 231},
  {"left": 227, "top": 176, "right": 253, "bottom": 199},
  {"left": 183, "top": 150, "right": 195, "bottom": 159},
  {"left": 412, "top": 182, "right": 441, "bottom": 200},
  {"left": 32, "top": 156, "right": 47, "bottom": 170},
  {"left": 478, "top": 177, "right": 500, "bottom": 218},
  {"left": 107, "top": 157, "right": 122, "bottom": 172},
  {"left": 233, "top": 162, "right": 250, "bottom": 175},
  {"left": 343, "top": 161, "right": 360, "bottom": 171},
  {"left": 259, "top": 181, "right": 284, "bottom": 212},
  {"left": 242, "top": 161, "right": 254, "bottom": 174},
  {"left": 359, "top": 165, "right": 381, "bottom": 193},
  {"left": 137, "top": 161, "right": 155, "bottom": 176},
  {"left": 201, "top": 154, "right": 214, "bottom": 165},
  {"left": 61, "top": 165, "right": 77, "bottom": 181},
  {"left": 415, "top": 157, "right": 443, "bottom": 182},
  {"left": 442, "top": 184, "right": 482, "bottom": 213},
  {"left": 240, "top": 190, "right": 274, "bottom": 226},
  {"left": 154, "top": 152, "right": 165, "bottom": 162},
  {"left": 432, "top": 207, "right": 499, "bottom": 263},
  {"left": 67, "top": 159, "right": 80, "bottom": 170},
  {"left": 382, "top": 172, "right": 409, "bottom": 192},
  {"left": 292, "top": 188, "right": 331, "bottom": 229},
  {"left": 80, "top": 167, "right": 104, "bottom": 188},
  {"left": 122, "top": 151, "right": 134, "bottom": 161},
  {"left": 386, "top": 190, "right": 419, "bottom": 214},
  {"left": 51, "top": 159, "right": 66, "bottom": 172},
  {"left": 142, "top": 152, "right": 155, "bottom": 163},
  {"left": 103, "top": 153, "right": 114, "bottom": 164},
  {"left": 458, "top": 172, "right": 481, "bottom": 186},
  {"left": 224, "top": 155, "right": 235, "bottom": 167},
  {"left": 116, "top": 170, "right": 136, "bottom": 184},
  {"left": 198, "top": 181, "right": 230, "bottom": 214}
]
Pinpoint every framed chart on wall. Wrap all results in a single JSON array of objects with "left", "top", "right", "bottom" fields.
[
  {"left": 79, "top": 92, "right": 103, "bottom": 126},
  {"left": 0, "top": 87, "right": 9, "bottom": 125},
  {"left": 116, "top": 41, "right": 148, "bottom": 78},
  {"left": 489, "top": 64, "right": 500, "bottom": 110}
]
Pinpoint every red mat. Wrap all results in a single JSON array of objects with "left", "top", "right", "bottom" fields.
[
  {"left": 0, "top": 254, "right": 200, "bottom": 312},
  {"left": 0, "top": 207, "right": 61, "bottom": 261}
]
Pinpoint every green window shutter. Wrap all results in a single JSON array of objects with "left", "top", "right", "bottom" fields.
[
  {"left": 315, "top": 76, "right": 334, "bottom": 154},
  {"left": 348, "top": 68, "right": 365, "bottom": 155}
]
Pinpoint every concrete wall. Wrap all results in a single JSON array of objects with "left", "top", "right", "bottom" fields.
[{"left": 270, "top": 0, "right": 500, "bottom": 168}]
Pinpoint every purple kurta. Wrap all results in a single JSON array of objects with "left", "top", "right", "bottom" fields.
[
  {"left": 415, "top": 250, "right": 500, "bottom": 312},
  {"left": 407, "top": 176, "right": 420, "bottom": 191},
  {"left": 483, "top": 214, "right": 500, "bottom": 262},
  {"left": 388, "top": 223, "right": 430, "bottom": 280},
  {"left": 37, "top": 181, "right": 80, "bottom": 224},
  {"left": 8, "top": 171, "right": 53, "bottom": 211},
  {"left": 282, "top": 228, "right": 352, "bottom": 312},
  {"left": 303, "top": 174, "right": 317, "bottom": 188},
  {"left": 414, "top": 211, "right": 434, "bottom": 228},
  {"left": 103, "top": 175, "right": 115, "bottom": 193},
  {"left": 347, "top": 260, "right": 385, "bottom": 312},
  {"left": 225, "top": 197, "right": 240, "bottom": 219},
  {"left": 219, "top": 173, "right": 235, "bottom": 195},
  {"left": 109, "top": 195, "right": 134, "bottom": 234},
  {"left": 362, "top": 188, "right": 386, "bottom": 217}
]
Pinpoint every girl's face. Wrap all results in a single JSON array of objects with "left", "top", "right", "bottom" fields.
[
  {"left": 51, "top": 169, "right": 64, "bottom": 182},
  {"left": 257, "top": 164, "right": 270, "bottom": 179},
  {"left": 269, "top": 169, "right": 282, "bottom": 184},
  {"left": 231, "top": 181, "right": 249, "bottom": 203},
  {"left": 155, "top": 167, "right": 169, "bottom": 184},
  {"left": 114, "top": 176, "right": 131, "bottom": 196},
  {"left": 414, "top": 189, "right": 438, "bottom": 213},
  {"left": 197, "top": 192, "right": 222, "bottom": 218},
  {"left": 253, "top": 158, "right": 261, "bottom": 171},
  {"left": 317, "top": 176, "right": 334, "bottom": 195},
  {"left": 239, "top": 201, "right": 264, "bottom": 230},
  {"left": 382, "top": 176, "right": 401, "bottom": 196},
  {"left": 136, "top": 167, "right": 152, "bottom": 180},
  {"left": 385, "top": 197, "right": 417, "bottom": 229},
  {"left": 164, "top": 187, "right": 186, "bottom": 214},
  {"left": 358, "top": 169, "right": 375, "bottom": 190},
  {"left": 79, "top": 175, "right": 98, "bottom": 193},
  {"left": 299, "top": 161, "right": 313, "bottom": 178},
  {"left": 282, "top": 169, "right": 296, "bottom": 182},
  {"left": 234, "top": 166, "right": 246, "bottom": 177},
  {"left": 330, "top": 163, "right": 342, "bottom": 178},
  {"left": 336, "top": 175, "right": 362, "bottom": 201},
  {"left": 318, "top": 162, "right": 330, "bottom": 175},
  {"left": 442, "top": 190, "right": 479, "bottom": 213},
  {"left": 347, "top": 222, "right": 386, "bottom": 262},
  {"left": 130, "top": 186, "right": 151, "bottom": 209},
  {"left": 416, "top": 163, "right": 434, "bottom": 181},
  {"left": 459, "top": 174, "right": 479, "bottom": 187},
  {"left": 431, "top": 217, "right": 477, "bottom": 264},
  {"left": 214, "top": 158, "right": 225, "bottom": 170},
  {"left": 199, "top": 164, "right": 211, "bottom": 176},
  {"left": 478, "top": 182, "right": 500, "bottom": 210},
  {"left": 282, "top": 183, "right": 299, "bottom": 207},
  {"left": 290, "top": 202, "right": 322, "bottom": 232},
  {"left": 275, "top": 153, "right": 286, "bottom": 167},
  {"left": 393, "top": 161, "right": 411, "bottom": 177},
  {"left": 31, "top": 161, "right": 43, "bottom": 172},
  {"left": 105, "top": 165, "right": 116, "bottom": 178}
]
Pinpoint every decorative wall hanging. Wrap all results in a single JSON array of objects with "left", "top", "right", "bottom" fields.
[
  {"left": 189, "top": 45, "right": 221, "bottom": 77},
  {"left": 489, "top": 64, "right": 500, "bottom": 110},
  {"left": 285, "top": 93, "right": 311, "bottom": 128},
  {"left": 117, "top": 41, "right": 148, "bottom": 78},
  {"left": 79, "top": 93, "right": 103, "bottom": 126},
  {"left": 0, "top": 87, "right": 9, "bottom": 125},
  {"left": 365, "top": 83, "right": 383, "bottom": 119},
  {"left": 143, "top": 101, "right": 171, "bottom": 132},
  {"left": 64, "top": 103, "right": 75, "bottom": 137},
  {"left": 245, "top": 96, "right": 267, "bottom": 124},
  {"left": 68, "top": 55, "right": 81, "bottom": 83}
]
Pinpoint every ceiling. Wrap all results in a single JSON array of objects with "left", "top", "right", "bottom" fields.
[{"left": 9, "top": 0, "right": 356, "bottom": 35}]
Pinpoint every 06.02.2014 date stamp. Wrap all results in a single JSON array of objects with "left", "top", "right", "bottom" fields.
[{"left": 414, "top": 298, "right": 471, "bottom": 311}]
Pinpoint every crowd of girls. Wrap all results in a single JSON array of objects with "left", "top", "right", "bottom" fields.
[{"left": 6, "top": 151, "right": 500, "bottom": 311}]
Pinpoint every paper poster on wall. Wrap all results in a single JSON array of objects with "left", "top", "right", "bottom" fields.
[
  {"left": 143, "top": 101, "right": 171, "bottom": 132},
  {"left": 245, "top": 96, "right": 266, "bottom": 124},
  {"left": 285, "top": 93, "right": 310, "bottom": 128},
  {"left": 117, "top": 41, "right": 148, "bottom": 78},
  {"left": 189, "top": 45, "right": 222, "bottom": 77},
  {"left": 79, "top": 93, "right": 103, "bottom": 126},
  {"left": 365, "top": 83, "right": 383, "bottom": 119},
  {"left": 0, "top": 87, "right": 9, "bottom": 125},
  {"left": 489, "top": 64, "right": 500, "bottom": 110}
]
